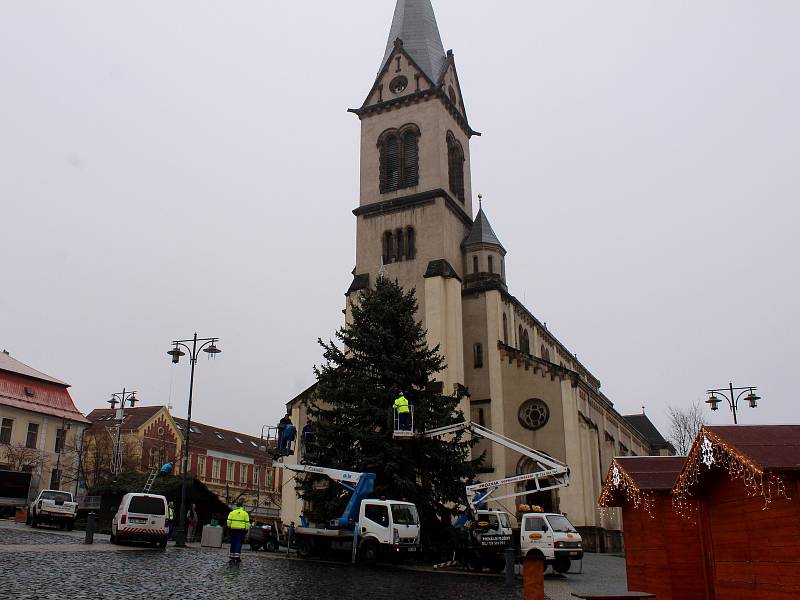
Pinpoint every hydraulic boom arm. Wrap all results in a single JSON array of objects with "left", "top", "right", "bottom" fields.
[{"left": 423, "top": 421, "right": 570, "bottom": 510}]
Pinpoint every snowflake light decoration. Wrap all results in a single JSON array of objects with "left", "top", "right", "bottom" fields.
[
  {"left": 611, "top": 464, "right": 621, "bottom": 488},
  {"left": 701, "top": 435, "right": 715, "bottom": 468}
]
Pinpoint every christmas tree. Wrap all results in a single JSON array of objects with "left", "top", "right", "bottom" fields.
[{"left": 302, "top": 277, "right": 479, "bottom": 548}]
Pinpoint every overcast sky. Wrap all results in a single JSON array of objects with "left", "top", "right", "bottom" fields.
[{"left": 2, "top": 1, "right": 798, "bottom": 442}]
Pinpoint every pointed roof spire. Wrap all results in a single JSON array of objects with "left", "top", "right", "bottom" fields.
[
  {"left": 463, "top": 207, "right": 506, "bottom": 253},
  {"left": 381, "top": 0, "right": 447, "bottom": 82}
]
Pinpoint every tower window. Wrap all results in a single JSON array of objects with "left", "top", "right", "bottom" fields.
[
  {"left": 488, "top": 256, "right": 494, "bottom": 274},
  {"left": 447, "top": 131, "right": 465, "bottom": 202},
  {"left": 383, "top": 231, "right": 394, "bottom": 264},
  {"left": 474, "top": 343, "right": 483, "bottom": 369},
  {"left": 395, "top": 229, "right": 404, "bottom": 260},
  {"left": 379, "top": 124, "right": 420, "bottom": 193},
  {"left": 473, "top": 256, "right": 479, "bottom": 274},
  {"left": 406, "top": 227, "right": 416, "bottom": 260}
]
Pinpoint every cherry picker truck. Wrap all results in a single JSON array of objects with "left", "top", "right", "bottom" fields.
[
  {"left": 273, "top": 462, "right": 421, "bottom": 565},
  {"left": 420, "top": 420, "right": 570, "bottom": 572}
]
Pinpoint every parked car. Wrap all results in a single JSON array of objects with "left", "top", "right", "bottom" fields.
[
  {"left": 28, "top": 490, "right": 77, "bottom": 530},
  {"left": 111, "top": 493, "right": 169, "bottom": 548},
  {"left": 247, "top": 523, "right": 280, "bottom": 552}
]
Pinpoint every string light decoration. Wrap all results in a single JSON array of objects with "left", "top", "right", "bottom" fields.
[
  {"left": 672, "top": 425, "right": 792, "bottom": 519},
  {"left": 598, "top": 459, "right": 656, "bottom": 519}
]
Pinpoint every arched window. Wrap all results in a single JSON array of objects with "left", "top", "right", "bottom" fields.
[
  {"left": 380, "top": 134, "right": 400, "bottom": 192},
  {"left": 406, "top": 227, "right": 416, "bottom": 260},
  {"left": 488, "top": 255, "right": 494, "bottom": 274},
  {"left": 503, "top": 313, "right": 509, "bottom": 345},
  {"left": 447, "top": 131, "right": 465, "bottom": 202},
  {"left": 541, "top": 344, "right": 550, "bottom": 362},
  {"left": 395, "top": 228, "right": 404, "bottom": 260},
  {"left": 522, "top": 330, "right": 530, "bottom": 354},
  {"left": 518, "top": 325, "right": 524, "bottom": 350},
  {"left": 474, "top": 343, "right": 483, "bottom": 369},
  {"left": 379, "top": 125, "right": 420, "bottom": 193},
  {"left": 383, "top": 231, "right": 394, "bottom": 264},
  {"left": 473, "top": 255, "right": 479, "bottom": 274},
  {"left": 402, "top": 130, "right": 418, "bottom": 188}
]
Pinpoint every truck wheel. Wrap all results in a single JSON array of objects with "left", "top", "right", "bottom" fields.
[
  {"left": 110, "top": 532, "right": 117, "bottom": 544},
  {"left": 157, "top": 539, "right": 167, "bottom": 549},
  {"left": 466, "top": 554, "right": 484, "bottom": 572},
  {"left": 359, "top": 541, "right": 379, "bottom": 567},
  {"left": 249, "top": 542, "right": 261, "bottom": 551},
  {"left": 265, "top": 540, "right": 278, "bottom": 552},
  {"left": 553, "top": 558, "right": 571, "bottom": 574},
  {"left": 489, "top": 559, "right": 506, "bottom": 573},
  {"left": 296, "top": 537, "right": 313, "bottom": 559},
  {"left": 25, "top": 512, "right": 31, "bottom": 526}
]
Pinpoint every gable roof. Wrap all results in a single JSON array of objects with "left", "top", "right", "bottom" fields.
[
  {"left": 701, "top": 425, "right": 800, "bottom": 473},
  {"left": 86, "top": 406, "right": 165, "bottom": 432},
  {"left": 463, "top": 208, "right": 505, "bottom": 252},
  {"left": 0, "top": 350, "right": 67, "bottom": 386},
  {"left": 381, "top": 0, "right": 447, "bottom": 83},
  {"left": 613, "top": 456, "right": 686, "bottom": 491},
  {"left": 623, "top": 413, "right": 674, "bottom": 452},
  {"left": 173, "top": 417, "right": 270, "bottom": 459}
]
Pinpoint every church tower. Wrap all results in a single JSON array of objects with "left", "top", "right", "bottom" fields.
[{"left": 348, "top": 0, "right": 479, "bottom": 396}]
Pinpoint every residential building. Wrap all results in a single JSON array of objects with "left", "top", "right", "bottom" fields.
[
  {"left": 0, "top": 350, "right": 90, "bottom": 499},
  {"left": 85, "top": 406, "right": 280, "bottom": 516},
  {"left": 282, "top": 0, "right": 672, "bottom": 551}
]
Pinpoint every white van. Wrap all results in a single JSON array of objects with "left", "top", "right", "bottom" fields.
[
  {"left": 520, "top": 512, "right": 583, "bottom": 573},
  {"left": 111, "top": 493, "right": 169, "bottom": 548}
]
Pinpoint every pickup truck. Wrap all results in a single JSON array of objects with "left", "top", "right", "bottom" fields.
[{"left": 28, "top": 490, "right": 78, "bottom": 530}]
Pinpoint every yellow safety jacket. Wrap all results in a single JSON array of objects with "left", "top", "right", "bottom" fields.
[
  {"left": 168, "top": 507, "right": 174, "bottom": 521},
  {"left": 393, "top": 395, "right": 410, "bottom": 414},
  {"left": 227, "top": 507, "right": 250, "bottom": 530}
]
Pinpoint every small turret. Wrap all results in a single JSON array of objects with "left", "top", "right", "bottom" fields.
[{"left": 463, "top": 205, "right": 506, "bottom": 289}]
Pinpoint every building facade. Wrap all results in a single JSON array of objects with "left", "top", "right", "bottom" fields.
[
  {"left": 282, "top": 0, "right": 672, "bottom": 550},
  {"left": 0, "top": 350, "right": 90, "bottom": 499},
  {"left": 85, "top": 406, "right": 282, "bottom": 517}
]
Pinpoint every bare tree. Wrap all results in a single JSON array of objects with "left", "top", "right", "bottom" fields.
[
  {"left": 1, "top": 442, "right": 46, "bottom": 472},
  {"left": 667, "top": 401, "right": 707, "bottom": 455}
]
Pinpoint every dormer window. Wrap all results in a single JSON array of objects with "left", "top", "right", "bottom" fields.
[{"left": 446, "top": 131, "right": 465, "bottom": 202}]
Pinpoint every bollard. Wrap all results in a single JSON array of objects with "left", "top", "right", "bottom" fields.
[
  {"left": 84, "top": 512, "right": 96, "bottom": 545},
  {"left": 523, "top": 554, "right": 545, "bottom": 600},
  {"left": 505, "top": 547, "right": 516, "bottom": 586}
]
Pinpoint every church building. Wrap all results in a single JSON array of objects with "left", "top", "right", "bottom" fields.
[{"left": 283, "top": 0, "right": 672, "bottom": 551}]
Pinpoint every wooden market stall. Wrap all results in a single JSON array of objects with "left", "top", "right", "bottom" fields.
[
  {"left": 673, "top": 425, "right": 800, "bottom": 600},
  {"left": 599, "top": 456, "right": 707, "bottom": 600}
]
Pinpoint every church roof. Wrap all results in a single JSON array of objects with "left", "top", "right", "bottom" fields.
[
  {"left": 381, "top": 0, "right": 448, "bottom": 83},
  {"left": 623, "top": 413, "right": 674, "bottom": 452},
  {"left": 0, "top": 350, "right": 67, "bottom": 386},
  {"left": 463, "top": 208, "right": 505, "bottom": 252}
]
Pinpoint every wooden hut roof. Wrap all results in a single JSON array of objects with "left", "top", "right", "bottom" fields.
[{"left": 599, "top": 456, "right": 686, "bottom": 513}]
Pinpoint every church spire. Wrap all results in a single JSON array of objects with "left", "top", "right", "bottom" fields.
[{"left": 381, "top": 0, "right": 447, "bottom": 83}]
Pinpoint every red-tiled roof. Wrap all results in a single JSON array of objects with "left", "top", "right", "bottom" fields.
[
  {"left": 0, "top": 353, "right": 88, "bottom": 423},
  {"left": 705, "top": 425, "right": 800, "bottom": 473},
  {"left": 614, "top": 456, "right": 687, "bottom": 491}
]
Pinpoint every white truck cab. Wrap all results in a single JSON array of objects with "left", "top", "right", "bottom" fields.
[
  {"left": 28, "top": 490, "right": 77, "bottom": 530},
  {"left": 520, "top": 512, "right": 583, "bottom": 573},
  {"left": 358, "top": 499, "right": 420, "bottom": 556}
]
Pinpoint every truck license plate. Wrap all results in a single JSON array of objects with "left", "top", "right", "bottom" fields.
[
  {"left": 130, "top": 518, "right": 147, "bottom": 524},
  {"left": 407, "top": 547, "right": 416, "bottom": 552},
  {"left": 570, "top": 552, "right": 578, "bottom": 556}
]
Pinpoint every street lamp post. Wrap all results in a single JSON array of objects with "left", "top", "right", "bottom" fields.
[
  {"left": 109, "top": 388, "right": 139, "bottom": 476},
  {"left": 167, "top": 333, "right": 221, "bottom": 548},
  {"left": 706, "top": 382, "right": 761, "bottom": 424}
]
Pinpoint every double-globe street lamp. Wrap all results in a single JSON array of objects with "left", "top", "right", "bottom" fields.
[
  {"left": 167, "top": 334, "right": 221, "bottom": 547},
  {"left": 706, "top": 382, "right": 761, "bottom": 424},
  {"left": 109, "top": 388, "right": 139, "bottom": 476}
]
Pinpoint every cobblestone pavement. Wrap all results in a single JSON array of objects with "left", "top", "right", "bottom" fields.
[{"left": 0, "top": 521, "right": 627, "bottom": 600}]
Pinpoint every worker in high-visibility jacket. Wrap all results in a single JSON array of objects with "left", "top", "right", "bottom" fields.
[
  {"left": 393, "top": 392, "right": 412, "bottom": 432},
  {"left": 226, "top": 500, "right": 250, "bottom": 563},
  {"left": 167, "top": 502, "right": 175, "bottom": 540}
]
